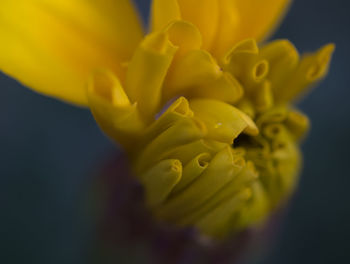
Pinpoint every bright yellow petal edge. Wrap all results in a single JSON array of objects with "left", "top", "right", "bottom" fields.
[
  {"left": 0, "top": 0, "right": 143, "bottom": 105},
  {"left": 0, "top": 0, "right": 335, "bottom": 240}
]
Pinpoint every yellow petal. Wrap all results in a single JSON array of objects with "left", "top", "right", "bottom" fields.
[
  {"left": 163, "top": 20, "right": 202, "bottom": 59},
  {"left": 252, "top": 80, "right": 274, "bottom": 112},
  {"left": 139, "top": 159, "right": 182, "bottom": 208},
  {"left": 232, "top": 0, "right": 292, "bottom": 43},
  {"left": 172, "top": 152, "right": 211, "bottom": 193},
  {"left": 236, "top": 99, "right": 256, "bottom": 119},
  {"left": 224, "top": 39, "right": 269, "bottom": 90},
  {"left": 256, "top": 106, "right": 288, "bottom": 128},
  {"left": 126, "top": 20, "right": 202, "bottom": 122},
  {"left": 0, "top": 0, "right": 143, "bottom": 105},
  {"left": 259, "top": 40, "right": 300, "bottom": 91},
  {"left": 190, "top": 99, "right": 259, "bottom": 144},
  {"left": 134, "top": 118, "right": 207, "bottom": 173},
  {"left": 178, "top": 160, "right": 257, "bottom": 227},
  {"left": 151, "top": 0, "right": 181, "bottom": 32},
  {"left": 191, "top": 72, "right": 243, "bottom": 104},
  {"left": 176, "top": 0, "right": 219, "bottom": 50},
  {"left": 268, "top": 134, "right": 301, "bottom": 206},
  {"left": 125, "top": 31, "right": 177, "bottom": 121},
  {"left": 142, "top": 97, "right": 194, "bottom": 144},
  {"left": 196, "top": 188, "right": 252, "bottom": 238},
  {"left": 223, "top": 38, "right": 259, "bottom": 64},
  {"left": 211, "top": 0, "right": 240, "bottom": 58},
  {"left": 165, "top": 49, "right": 221, "bottom": 98},
  {"left": 156, "top": 146, "right": 243, "bottom": 222},
  {"left": 235, "top": 182, "right": 269, "bottom": 231},
  {"left": 272, "top": 139, "right": 301, "bottom": 203},
  {"left": 285, "top": 110, "right": 310, "bottom": 141},
  {"left": 163, "top": 139, "right": 227, "bottom": 165},
  {"left": 165, "top": 50, "right": 243, "bottom": 103},
  {"left": 275, "top": 44, "right": 335, "bottom": 103},
  {"left": 151, "top": 0, "right": 219, "bottom": 50},
  {"left": 87, "top": 69, "right": 145, "bottom": 150},
  {"left": 244, "top": 125, "right": 301, "bottom": 207}
]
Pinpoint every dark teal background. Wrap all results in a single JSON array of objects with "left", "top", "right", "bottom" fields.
[{"left": 1, "top": 0, "right": 349, "bottom": 263}]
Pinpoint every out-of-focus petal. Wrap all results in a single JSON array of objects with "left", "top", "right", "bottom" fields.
[
  {"left": 211, "top": 0, "right": 240, "bottom": 58},
  {"left": 151, "top": 0, "right": 181, "bottom": 32},
  {"left": 176, "top": 0, "right": 219, "bottom": 50},
  {"left": 231, "top": 0, "right": 292, "bottom": 44},
  {"left": 0, "top": 0, "right": 143, "bottom": 105},
  {"left": 285, "top": 110, "right": 310, "bottom": 141},
  {"left": 196, "top": 188, "right": 252, "bottom": 238}
]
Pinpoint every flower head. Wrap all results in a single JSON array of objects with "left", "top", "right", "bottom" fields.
[{"left": 0, "top": 0, "right": 334, "bottom": 241}]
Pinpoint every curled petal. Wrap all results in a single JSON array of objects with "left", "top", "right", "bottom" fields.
[
  {"left": 275, "top": 44, "right": 335, "bottom": 103},
  {"left": 125, "top": 31, "right": 177, "bottom": 121},
  {"left": 196, "top": 188, "right": 252, "bottom": 238},
  {"left": 143, "top": 97, "right": 194, "bottom": 144},
  {"left": 243, "top": 127, "right": 301, "bottom": 207},
  {"left": 87, "top": 69, "right": 145, "bottom": 149},
  {"left": 192, "top": 72, "right": 243, "bottom": 104},
  {"left": 165, "top": 50, "right": 222, "bottom": 98},
  {"left": 172, "top": 152, "right": 211, "bottom": 193},
  {"left": 178, "top": 160, "right": 257, "bottom": 227},
  {"left": 126, "top": 21, "right": 201, "bottom": 121},
  {"left": 151, "top": 0, "right": 181, "bottom": 32},
  {"left": 0, "top": 0, "right": 143, "bottom": 105},
  {"left": 223, "top": 38, "right": 259, "bottom": 65},
  {"left": 235, "top": 182, "right": 269, "bottom": 231},
  {"left": 259, "top": 40, "right": 300, "bottom": 92},
  {"left": 164, "top": 20, "right": 202, "bottom": 58},
  {"left": 252, "top": 81, "right": 274, "bottom": 112},
  {"left": 163, "top": 139, "right": 227, "bottom": 165},
  {"left": 224, "top": 39, "right": 269, "bottom": 89},
  {"left": 151, "top": 0, "right": 219, "bottom": 50},
  {"left": 190, "top": 99, "right": 259, "bottom": 144},
  {"left": 236, "top": 99, "right": 256, "bottom": 119},
  {"left": 285, "top": 110, "right": 310, "bottom": 141},
  {"left": 151, "top": 0, "right": 290, "bottom": 59},
  {"left": 139, "top": 159, "right": 182, "bottom": 208},
  {"left": 155, "top": 146, "right": 244, "bottom": 222},
  {"left": 256, "top": 107, "right": 288, "bottom": 128},
  {"left": 135, "top": 118, "right": 207, "bottom": 173},
  {"left": 165, "top": 50, "right": 243, "bottom": 103},
  {"left": 272, "top": 139, "right": 301, "bottom": 202}
]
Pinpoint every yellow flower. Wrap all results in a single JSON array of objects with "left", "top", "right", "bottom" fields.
[{"left": 0, "top": 0, "right": 334, "bottom": 239}]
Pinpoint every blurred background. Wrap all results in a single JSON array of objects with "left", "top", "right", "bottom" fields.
[{"left": 1, "top": 0, "right": 349, "bottom": 263}]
